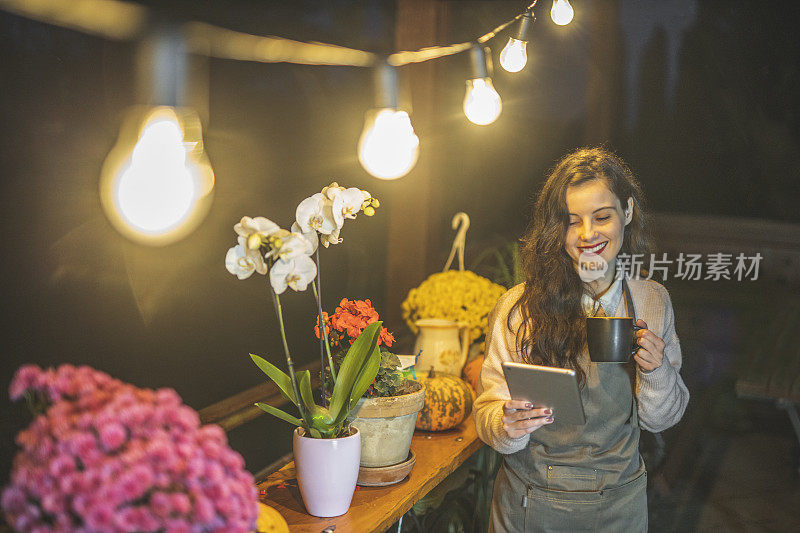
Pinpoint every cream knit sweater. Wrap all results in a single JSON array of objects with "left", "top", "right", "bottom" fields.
[{"left": 473, "top": 279, "right": 690, "bottom": 455}]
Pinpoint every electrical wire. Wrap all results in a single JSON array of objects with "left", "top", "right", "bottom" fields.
[
  {"left": 0, "top": 0, "right": 147, "bottom": 41},
  {"left": 389, "top": 1, "right": 537, "bottom": 66},
  {"left": 184, "top": 21, "right": 377, "bottom": 67},
  {"left": 1, "top": 0, "right": 540, "bottom": 68}
]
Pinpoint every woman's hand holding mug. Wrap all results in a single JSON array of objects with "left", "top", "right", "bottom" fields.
[
  {"left": 633, "top": 319, "right": 666, "bottom": 372},
  {"left": 502, "top": 400, "right": 554, "bottom": 438}
]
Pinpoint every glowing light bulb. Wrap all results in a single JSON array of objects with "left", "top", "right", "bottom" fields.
[
  {"left": 358, "top": 109, "right": 419, "bottom": 180},
  {"left": 551, "top": 0, "right": 574, "bottom": 26},
  {"left": 500, "top": 37, "right": 528, "bottom": 73},
  {"left": 100, "top": 107, "right": 214, "bottom": 245},
  {"left": 463, "top": 78, "right": 502, "bottom": 125}
]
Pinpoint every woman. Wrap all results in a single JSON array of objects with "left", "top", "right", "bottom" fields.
[{"left": 474, "top": 147, "right": 689, "bottom": 532}]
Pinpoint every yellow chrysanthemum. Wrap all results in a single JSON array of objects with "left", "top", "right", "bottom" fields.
[{"left": 402, "top": 270, "right": 507, "bottom": 344}]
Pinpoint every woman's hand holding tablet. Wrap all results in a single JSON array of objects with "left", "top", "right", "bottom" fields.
[
  {"left": 502, "top": 362, "right": 587, "bottom": 425},
  {"left": 501, "top": 400, "right": 554, "bottom": 437}
]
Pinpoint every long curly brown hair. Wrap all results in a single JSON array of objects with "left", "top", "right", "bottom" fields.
[{"left": 509, "top": 147, "right": 653, "bottom": 386}]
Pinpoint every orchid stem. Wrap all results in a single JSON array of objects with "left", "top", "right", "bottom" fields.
[
  {"left": 270, "top": 287, "right": 312, "bottom": 430},
  {"left": 312, "top": 278, "right": 337, "bottom": 386},
  {"left": 314, "top": 279, "right": 326, "bottom": 403},
  {"left": 313, "top": 248, "right": 336, "bottom": 387}
]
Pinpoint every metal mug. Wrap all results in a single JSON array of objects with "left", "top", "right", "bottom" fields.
[{"left": 586, "top": 317, "right": 644, "bottom": 363}]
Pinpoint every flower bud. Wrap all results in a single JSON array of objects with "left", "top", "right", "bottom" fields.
[
  {"left": 363, "top": 206, "right": 376, "bottom": 217},
  {"left": 371, "top": 198, "right": 380, "bottom": 208}
]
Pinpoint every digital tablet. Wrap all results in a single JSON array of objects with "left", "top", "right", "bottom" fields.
[{"left": 501, "top": 362, "right": 586, "bottom": 425}]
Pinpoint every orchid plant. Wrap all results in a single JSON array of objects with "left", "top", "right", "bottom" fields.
[{"left": 225, "top": 182, "right": 382, "bottom": 439}]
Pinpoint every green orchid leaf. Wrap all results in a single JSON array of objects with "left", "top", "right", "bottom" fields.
[
  {"left": 328, "top": 321, "right": 382, "bottom": 421},
  {"left": 255, "top": 402, "right": 302, "bottom": 427},
  {"left": 276, "top": 389, "right": 294, "bottom": 404},
  {"left": 344, "top": 343, "right": 380, "bottom": 417},
  {"left": 250, "top": 354, "right": 297, "bottom": 406},
  {"left": 297, "top": 370, "right": 316, "bottom": 412},
  {"left": 307, "top": 427, "right": 322, "bottom": 439}
]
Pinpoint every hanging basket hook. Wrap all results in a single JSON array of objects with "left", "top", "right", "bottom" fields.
[{"left": 443, "top": 212, "right": 470, "bottom": 272}]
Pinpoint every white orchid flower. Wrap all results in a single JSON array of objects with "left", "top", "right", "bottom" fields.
[
  {"left": 272, "top": 232, "right": 316, "bottom": 261},
  {"left": 269, "top": 255, "right": 317, "bottom": 294},
  {"left": 320, "top": 227, "right": 342, "bottom": 248},
  {"left": 291, "top": 222, "right": 319, "bottom": 254},
  {"left": 225, "top": 236, "right": 267, "bottom": 280},
  {"left": 296, "top": 193, "right": 339, "bottom": 235},
  {"left": 332, "top": 187, "right": 369, "bottom": 227},
  {"left": 234, "top": 216, "right": 280, "bottom": 250},
  {"left": 321, "top": 182, "right": 345, "bottom": 201}
]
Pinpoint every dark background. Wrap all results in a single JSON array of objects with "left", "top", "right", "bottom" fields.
[{"left": 2, "top": 0, "right": 799, "bottom": 482}]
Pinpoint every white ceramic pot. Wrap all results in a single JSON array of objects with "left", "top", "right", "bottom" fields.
[{"left": 292, "top": 426, "right": 360, "bottom": 517}]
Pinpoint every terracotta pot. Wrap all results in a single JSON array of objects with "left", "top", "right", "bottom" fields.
[
  {"left": 350, "top": 381, "right": 425, "bottom": 467},
  {"left": 292, "top": 426, "right": 360, "bottom": 517}
]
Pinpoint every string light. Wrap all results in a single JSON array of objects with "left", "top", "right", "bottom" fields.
[
  {"left": 0, "top": 0, "right": 537, "bottom": 68},
  {"left": 358, "top": 61, "right": 419, "bottom": 180},
  {"left": 100, "top": 27, "right": 214, "bottom": 245},
  {"left": 500, "top": 11, "right": 535, "bottom": 73},
  {"left": 6, "top": 1, "right": 573, "bottom": 212},
  {"left": 464, "top": 45, "right": 502, "bottom": 125},
  {"left": 100, "top": 107, "right": 214, "bottom": 245},
  {"left": 551, "top": 0, "right": 574, "bottom": 26}
]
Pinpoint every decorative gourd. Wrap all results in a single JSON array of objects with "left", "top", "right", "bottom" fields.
[
  {"left": 255, "top": 502, "right": 289, "bottom": 533},
  {"left": 415, "top": 367, "right": 475, "bottom": 431},
  {"left": 462, "top": 354, "right": 484, "bottom": 392}
]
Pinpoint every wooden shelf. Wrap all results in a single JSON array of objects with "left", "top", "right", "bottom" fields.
[{"left": 258, "top": 416, "right": 483, "bottom": 533}]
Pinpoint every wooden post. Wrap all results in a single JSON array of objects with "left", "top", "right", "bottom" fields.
[
  {"left": 585, "top": 0, "right": 622, "bottom": 146},
  {"left": 386, "top": 0, "right": 448, "bottom": 332}
]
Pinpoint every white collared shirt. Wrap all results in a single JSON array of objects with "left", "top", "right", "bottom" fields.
[{"left": 581, "top": 275, "right": 624, "bottom": 316}]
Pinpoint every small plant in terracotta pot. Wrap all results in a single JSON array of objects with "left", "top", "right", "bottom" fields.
[{"left": 317, "top": 299, "right": 425, "bottom": 473}]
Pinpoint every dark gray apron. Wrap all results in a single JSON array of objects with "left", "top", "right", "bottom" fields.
[{"left": 489, "top": 280, "right": 647, "bottom": 532}]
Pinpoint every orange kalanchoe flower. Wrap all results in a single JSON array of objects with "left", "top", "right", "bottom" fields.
[{"left": 315, "top": 298, "right": 393, "bottom": 347}]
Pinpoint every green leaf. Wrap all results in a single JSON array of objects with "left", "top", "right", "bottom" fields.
[
  {"left": 255, "top": 402, "right": 302, "bottom": 426},
  {"left": 276, "top": 388, "right": 294, "bottom": 404},
  {"left": 250, "top": 354, "right": 297, "bottom": 406},
  {"left": 329, "top": 321, "right": 382, "bottom": 421},
  {"left": 382, "top": 352, "right": 401, "bottom": 371},
  {"left": 494, "top": 249, "right": 511, "bottom": 286},
  {"left": 344, "top": 343, "right": 380, "bottom": 417},
  {"left": 297, "top": 370, "right": 316, "bottom": 412}
]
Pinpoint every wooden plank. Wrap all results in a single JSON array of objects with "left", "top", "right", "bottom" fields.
[
  {"left": 258, "top": 417, "right": 483, "bottom": 533},
  {"left": 764, "top": 301, "right": 800, "bottom": 400},
  {"left": 199, "top": 361, "right": 321, "bottom": 431},
  {"left": 735, "top": 302, "right": 794, "bottom": 389},
  {"left": 652, "top": 213, "right": 800, "bottom": 252},
  {"left": 735, "top": 298, "right": 800, "bottom": 402},
  {"left": 585, "top": 0, "right": 622, "bottom": 145},
  {"left": 790, "top": 369, "right": 800, "bottom": 403},
  {"left": 385, "top": 0, "right": 447, "bottom": 329}
]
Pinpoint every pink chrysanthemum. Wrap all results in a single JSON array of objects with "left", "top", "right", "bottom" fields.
[{"left": 2, "top": 364, "right": 258, "bottom": 532}]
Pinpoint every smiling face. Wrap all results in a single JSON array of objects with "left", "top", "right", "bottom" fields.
[{"left": 564, "top": 178, "right": 632, "bottom": 289}]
